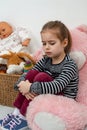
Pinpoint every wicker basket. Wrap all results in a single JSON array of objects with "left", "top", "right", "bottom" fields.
[{"left": 0, "top": 73, "right": 20, "bottom": 107}]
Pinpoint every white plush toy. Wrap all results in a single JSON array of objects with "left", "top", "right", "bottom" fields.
[{"left": 0, "top": 21, "right": 34, "bottom": 73}]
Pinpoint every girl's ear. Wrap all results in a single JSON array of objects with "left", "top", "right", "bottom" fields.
[{"left": 63, "top": 38, "right": 68, "bottom": 47}]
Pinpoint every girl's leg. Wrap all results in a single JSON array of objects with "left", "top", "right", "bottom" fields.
[
  {"left": 20, "top": 99, "right": 31, "bottom": 116},
  {"left": 25, "top": 69, "right": 40, "bottom": 83},
  {"left": 33, "top": 72, "right": 53, "bottom": 82},
  {"left": 13, "top": 93, "right": 31, "bottom": 116},
  {"left": 13, "top": 93, "right": 26, "bottom": 109},
  {"left": 13, "top": 70, "right": 39, "bottom": 111},
  {"left": 33, "top": 72, "right": 63, "bottom": 95},
  {"left": 20, "top": 72, "right": 53, "bottom": 116}
]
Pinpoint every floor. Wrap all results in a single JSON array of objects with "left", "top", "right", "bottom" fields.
[{"left": 0, "top": 105, "right": 14, "bottom": 119}]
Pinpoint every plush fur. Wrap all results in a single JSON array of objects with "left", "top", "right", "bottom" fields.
[
  {"left": 26, "top": 24, "right": 87, "bottom": 130},
  {"left": 0, "top": 51, "right": 35, "bottom": 74}
]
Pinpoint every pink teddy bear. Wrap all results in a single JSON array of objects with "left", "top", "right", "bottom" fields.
[{"left": 26, "top": 25, "right": 87, "bottom": 130}]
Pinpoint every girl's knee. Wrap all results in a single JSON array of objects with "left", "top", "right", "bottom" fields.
[
  {"left": 34, "top": 72, "right": 53, "bottom": 82},
  {"left": 25, "top": 70, "right": 40, "bottom": 82}
]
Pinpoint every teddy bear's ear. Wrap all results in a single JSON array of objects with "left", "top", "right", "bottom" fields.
[
  {"left": 77, "top": 24, "right": 87, "bottom": 34},
  {"left": 70, "top": 51, "right": 86, "bottom": 70}
]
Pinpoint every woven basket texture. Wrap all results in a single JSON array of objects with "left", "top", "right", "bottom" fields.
[{"left": 0, "top": 74, "right": 20, "bottom": 107}]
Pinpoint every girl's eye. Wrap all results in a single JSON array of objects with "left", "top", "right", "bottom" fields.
[
  {"left": 43, "top": 42, "right": 46, "bottom": 46},
  {"left": 50, "top": 42, "right": 55, "bottom": 45}
]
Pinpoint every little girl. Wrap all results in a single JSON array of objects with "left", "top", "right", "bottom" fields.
[{"left": 0, "top": 20, "right": 79, "bottom": 130}]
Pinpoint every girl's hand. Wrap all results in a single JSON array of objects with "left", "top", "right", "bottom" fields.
[
  {"left": 18, "top": 80, "right": 31, "bottom": 95},
  {"left": 25, "top": 92, "right": 38, "bottom": 100}
]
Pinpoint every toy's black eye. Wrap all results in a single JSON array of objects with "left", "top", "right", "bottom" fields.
[{"left": 2, "top": 29, "right": 5, "bottom": 31}]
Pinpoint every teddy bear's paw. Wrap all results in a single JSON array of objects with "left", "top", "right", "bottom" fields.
[
  {"left": 70, "top": 51, "right": 86, "bottom": 70},
  {"left": 34, "top": 112, "right": 66, "bottom": 130},
  {"left": 7, "top": 65, "right": 23, "bottom": 74},
  {"left": 7, "top": 67, "right": 16, "bottom": 74}
]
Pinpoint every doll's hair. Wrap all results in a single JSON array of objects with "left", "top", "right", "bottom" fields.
[{"left": 41, "top": 20, "right": 72, "bottom": 54}]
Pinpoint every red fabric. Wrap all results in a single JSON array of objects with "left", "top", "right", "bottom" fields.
[{"left": 14, "top": 70, "right": 53, "bottom": 115}]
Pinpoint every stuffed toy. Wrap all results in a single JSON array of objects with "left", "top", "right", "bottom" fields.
[
  {"left": 0, "top": 21, "right": 33, "bottom": 73},
  {"left": 24, "top": 60, "right": 34, "bottom": 73},
  {"left": 26, "top": 24, "right": 87, "bottom": 130},
  {"left": 0, "top": 21, "right": 32, "bottom": 54},
  {"left": 0, "top": 51, "right": 36, "bottom": 74}
]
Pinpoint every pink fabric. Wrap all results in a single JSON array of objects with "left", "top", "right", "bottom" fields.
[{"left": 26, "top": 95, "right": 87, "bottom": 130}]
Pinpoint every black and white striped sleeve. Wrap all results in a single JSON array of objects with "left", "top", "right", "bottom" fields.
[
  {"left": 32, "top": 57, "right": 45, "bottom": 72},
  {"left": 30, "top": 61, "right": 78, "bottom": 96}
]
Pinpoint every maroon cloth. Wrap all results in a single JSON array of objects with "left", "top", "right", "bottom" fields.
[{"left": 13, "top": 70, "right": 53, "bottom": 115}]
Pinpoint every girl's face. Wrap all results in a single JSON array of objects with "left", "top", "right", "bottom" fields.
[{"left": 41, "top": 30, "right": 68, "bottom": 63}]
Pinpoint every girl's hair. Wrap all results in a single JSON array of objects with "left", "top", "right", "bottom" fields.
[{"left": 41, "top": 20, "right": 72, "bottom": 54}]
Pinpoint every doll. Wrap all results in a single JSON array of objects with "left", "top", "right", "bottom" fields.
[{"left": 0, "top": 21, "right": 32, "bottom": 73}]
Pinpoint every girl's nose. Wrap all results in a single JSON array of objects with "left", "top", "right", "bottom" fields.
[{"left": 45, "top": 44, "right": 49, "bottom": 49}]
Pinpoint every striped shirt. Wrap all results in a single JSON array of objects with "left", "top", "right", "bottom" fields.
[{"left": 30, "top": 54, "right": 79, "bottom": 99}]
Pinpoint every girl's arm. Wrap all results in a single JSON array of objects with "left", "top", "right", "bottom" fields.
[
  {"left": 14, "top": 57, "right": 46, "bottom": 90},
  {"left": 30, "top": 57, "right": 46, "bottom": 72},
  {"left": 30, "top": 61, "right": 79, "bottom": 98},
  {"left": 14, "top": 73, "right": 26, "bottom": 90}
]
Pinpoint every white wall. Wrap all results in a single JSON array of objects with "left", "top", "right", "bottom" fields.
[{"left": 0, "top": 0, "right": 87, "bottom": 50}]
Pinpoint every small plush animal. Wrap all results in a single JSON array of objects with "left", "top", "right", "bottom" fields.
[{"left": 0, "top": 51, "right": 36, "bottom": 74}]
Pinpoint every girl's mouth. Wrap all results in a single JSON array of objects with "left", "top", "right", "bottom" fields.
[{"left": 45, "top": 52, "right": 52, "bottom": 55}]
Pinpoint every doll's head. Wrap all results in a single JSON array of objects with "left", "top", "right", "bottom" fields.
[{"left": 0, "top": 21, "right": 13, "bottom": 39}]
